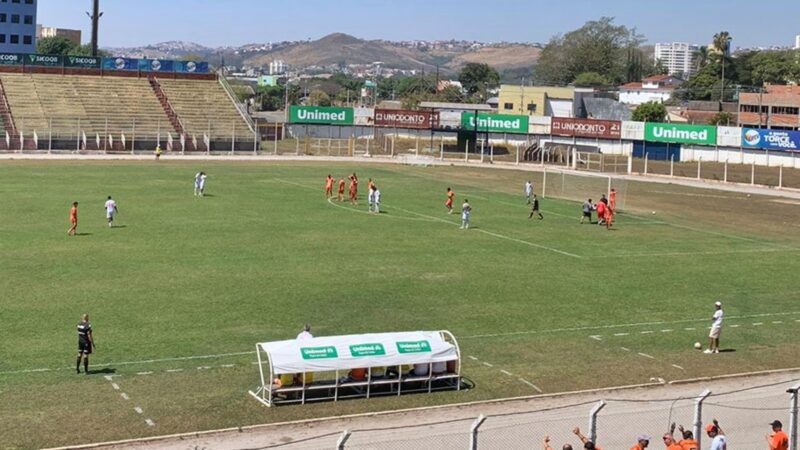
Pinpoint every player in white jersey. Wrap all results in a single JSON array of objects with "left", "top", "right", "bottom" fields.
[
  {"left": 705, "top": 301, "right": 724, "bottom": 354},
  {"left": 460, "top": 199, "right": 472, "bottom": 229},
  {"left": 104, "top": 196, "right": 118, "bottom": 228},
  {"left": 199, "top": 173, "right": 207, "bottom": 196},
  {"left": 373, "top": 187, "right": 381, "bottom": 214},
  {"left": 524, "top": 181, "right": 533, "bottom": 204},
  {"left": 367, "top": 185, "right": 376, "bottom": 212},
  {"left": 194, "top": 171, "right": 204, "bottom": 196}
]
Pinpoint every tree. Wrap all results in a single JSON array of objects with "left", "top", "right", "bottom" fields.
[
  {"left": 37, "top": 37, "right": 75, "bottom": 55},
  {"left": 535, "top": 17, "right": 644, "bottom": 85},
  {"left": 307, "top": 90, "right": 331, "bottom": 107},
  {"left": 712, "top": 31, "right": 732, "bottom": 99},
  {"left": 708, "top": 111, "right": 734, "bottom": 126},
  {"left": 573, "top": 71, "right": 610, "bottom": 87},
  {"left": 632, "top": 101, "right": 667, "bottom": 122},
  {"left": 693, "top": 46, "right": 710, "bottom": 72},
  {"left": 256, "top": 85, "right": 285, "bottom": 111},
  {"left": 458, "top": 63, "right": 500, "bottom": 100}
]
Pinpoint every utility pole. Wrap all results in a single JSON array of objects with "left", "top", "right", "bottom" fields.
[{"left": 86, "top": 0, "right": 103, "bottom": 57}]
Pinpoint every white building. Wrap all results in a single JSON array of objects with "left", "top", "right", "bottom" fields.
[
  {"left": 269, "top": 60, "right": 286, "bottom": 75},
  {"left": 654, "top": 42, "right": 699, "bottom": 77},
  {"left": 618, "top": 75, "right": 683, "bottom": 106},
  {"left": 795, "top": 34, "right": 800, "bottom": 50}
]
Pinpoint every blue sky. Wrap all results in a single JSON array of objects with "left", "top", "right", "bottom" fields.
[{"left": 37, "top": 0, "right": 800, "bottom": 49}]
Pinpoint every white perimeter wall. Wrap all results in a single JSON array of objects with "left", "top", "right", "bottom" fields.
[{"left": 682, "top": 145, "right": 800, "bottom": 168}]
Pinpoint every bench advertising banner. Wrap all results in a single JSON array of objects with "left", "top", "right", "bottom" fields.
[
  {"left": 102, "top": 57, "right": 139, "bottom": 71},
  {"left": 290, "top": 106, "right": 354, "bottom": 125},
  {"left": 175, "top": 61, "right": 210, "bottom": 74},
  {"left": 742, "top": 128, "right": 800, "bottom": 152},
  {"left": 374, "top": 109, "right": 438, "bottom": 129},
  {"left": 25, "top": 54, "right": 62, "bottom": 67},
  {"left": 461, "top": 112, "right": 529, "bottom": 134},
  {"left": 644, "top": 123, "right": 716, "bottom": 145},
  {"left": 0, "top": 53, "right": 23, "bottom": 66},
  {"left": 551, "top": 117, "right": 622, "bottom": 139},
  {"left": 138, "top": 59, "right": 175, "bottom": 72},
  {"left": 64, "top": 55, "right": 101, "bottom": 69}
]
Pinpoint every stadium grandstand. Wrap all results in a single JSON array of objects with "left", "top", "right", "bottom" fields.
[{"left": 0, "top": 70, "right": 254, "bottom": 152}]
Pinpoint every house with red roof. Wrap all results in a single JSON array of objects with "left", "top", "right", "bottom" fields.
[{"left": 618, "top": 74, "right": 683, "bottom": 106}]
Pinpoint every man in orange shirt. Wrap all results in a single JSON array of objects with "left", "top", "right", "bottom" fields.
[
  {"left": 673, "top": 424, "right": 698, "bottom": 450},
  {"left": 67, "top": 201, "right": 79, "bottom": 236},
  {"left": 609, "top": 188, "right": 617, "bottom": 211},
  {"left": 325, "top": 175, "right": 334, "bottom": 198},
  {"left": 348, "top": 173, "right": 358, "bottom": 204},
  {"left": 445, "top": 187, "right": 455, "bottom": 214},
  {"left": 629, "top": 434, "right": 650, "bottom": 450},
  {"left": 661, "top": 433, "right": 682, "bottom": 450},
  {"left": 766, "top": 420, "right": 789, "bottom": 450},
  {"left": 604, "top": 205, "right": 614, "bottom": 230},
  {"left": 573, "top": 426, "right": 602, "bottom": 450},
  {"left": 337, "top": 178, "right": 346, "bottom": 202}
]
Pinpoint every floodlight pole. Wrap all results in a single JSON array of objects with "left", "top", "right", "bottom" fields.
[{"left": 86, "top": 0, "right": 103, "bottom": 57}]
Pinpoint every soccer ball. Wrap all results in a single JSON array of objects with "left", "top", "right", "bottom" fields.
[
  {"left": 651, "top": 211, "right": 656, "bottom": 215},
  {"left": 694, "top": 342, "right": 702, "bottom": 350}
]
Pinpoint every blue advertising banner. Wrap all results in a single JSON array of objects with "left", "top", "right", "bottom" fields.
[
  {"left": 175, "top": 60, "right": 209, "bottom": 74},
  {"left": 102, "top": 57, "right": 139, "bottom": 71},
  {"left": 742, "top": 128, "right": 800, "bottom": 152},
  {"left": 138, "top": 59, "right": 175, "bottom": 72}
]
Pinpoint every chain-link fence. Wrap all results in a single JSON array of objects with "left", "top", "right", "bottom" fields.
[{"left": 250, "top": 381, "right": 798, "bottom": 449}]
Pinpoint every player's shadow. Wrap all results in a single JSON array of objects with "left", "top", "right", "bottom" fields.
[
  {"left": 74, "top": 233, "right": 92, "bottom": 236},
  {"left": 110, "top": 225, "right": 127, "bottom": 229},
  {"left": 87, "top": 367, "right": 116, "bottom": 375},
  {"left": 718, "top": 348, "right": 736, "bottom": 353},
  {"left": 200, "top": 194, "right": 215, "bottom": 197}
]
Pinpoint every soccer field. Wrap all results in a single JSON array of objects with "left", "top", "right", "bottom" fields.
[{"left": 2, "top": 160, "right": 800, "bottom": 448}]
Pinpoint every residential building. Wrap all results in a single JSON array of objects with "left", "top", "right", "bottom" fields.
[
  {"left": 795, "top": 34, "right": 800, "bottom": 50},
  {"left": 36, "top": 25, "right": 81, "bottom": 46},
  {"left": 654, "top": 42, "right": 700, "bottom": 77},
  {"left": 269, "top": 60, "right": 286, "bottom": 75},
  {"left": 618, "top": 74, "right": 683, "bottom": 106},
  {"left": 738, "top": 85, "right": 800, "bottom": 130},
  {"left": 497, "top": 85, "right": 576, "bottom": 117},
  {"left": 0, "top": 0, "right": 37, "bottom": 53}
]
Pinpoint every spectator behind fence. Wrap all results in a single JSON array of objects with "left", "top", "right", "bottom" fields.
[
  {"left": 673, "top": 424, "right": 698, "bottom": 450},
  {"left": 706, "top": 420, "right": 727, "bottom": 450},
  {"left": 630, "top": 434, "right": 650, "bottom": 449},
  {"left": 573, "top": 426, "right": 601, "bottom": 450},
  {"left": 661, "top": 432, "right": 682, "bottom": 450},
  {"left": 767, "top": 420, "right": 788, "bottom": 450},
  {"left": 543, "top": 435, "right": 572, "bottom": 450}
]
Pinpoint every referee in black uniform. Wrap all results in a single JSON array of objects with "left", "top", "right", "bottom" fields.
[{"left": 76, "top": 314, "right": 95, "bottom": 374}]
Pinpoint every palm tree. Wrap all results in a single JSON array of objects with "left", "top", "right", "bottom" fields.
[{"left": 713, "top": 32, "right": 732, "bottom": 100}]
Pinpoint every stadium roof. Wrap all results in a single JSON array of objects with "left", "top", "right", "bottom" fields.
[{"left": 418, "top": 102, "right": 493, "bottom": 111}]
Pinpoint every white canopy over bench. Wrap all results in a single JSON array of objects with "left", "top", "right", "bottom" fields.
[{"left": 249, "top": 330, "right": 461, "bottom": 406}]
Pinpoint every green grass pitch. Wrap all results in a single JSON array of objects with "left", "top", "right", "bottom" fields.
[{"left": 1, "top": 160, "right": 799, "bottom": 448}]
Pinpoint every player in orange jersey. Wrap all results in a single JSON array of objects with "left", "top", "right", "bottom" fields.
[
  {"left": 604, "top": 205, "right": 614, "bottom": 230},
  {"left": 445, "top": 187, "right": 455, "bottom": 214},
  {"left": 337, "top": 177, "right": 346, "bottom": 202},
  {"left": 68, "top": 201, "right": 79, "bottom": 236},
  {"left": 348, "top": 173, "right": 359, "bottom": 204},
  {"left": 325, "top": 175, "right": 334, "bottom": 198},
  {"left": 609, "top": 188, "right": 617, "bottom": 211}
]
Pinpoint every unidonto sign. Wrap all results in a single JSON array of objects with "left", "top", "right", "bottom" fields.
[
  {"left": 290, "top": 106, "right": 354, "bottom": 125},
  {"left": 644, "top": 123, "right": 716, "bottom": 146},
  {"left": 461, "top": 113, "right": 529, "bottom": 134}
]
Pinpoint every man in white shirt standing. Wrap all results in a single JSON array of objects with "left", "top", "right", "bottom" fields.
[
  {"left": 104, "top": 196, "right": 118, "bottom": 228},
  {"left": 373, "top": 187, "right": 381, "bottom": 214},
  {"left": 524, "top": 180, "right": 533, "bottom": 204},
  {"left": 706, "top": 420, "right": 727, "bottom": 450},
  {"left": 705, "top": 301, "right": 724, "bottom": 354},
  {"left": 297, "top": 324, "right": 313, "bottom": 340},
  {"left": 460, "top": 199, "right": 472, "bottom": 229}
]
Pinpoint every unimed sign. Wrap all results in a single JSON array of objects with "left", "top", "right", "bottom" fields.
[
  {"left": 551, "top": 117, "right": 621, "bottom": 139},
  {"left": 374, "top": 109, "right": 438, "bottom": 129}
]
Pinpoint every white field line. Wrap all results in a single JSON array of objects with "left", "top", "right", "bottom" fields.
[
  {"left": 134, "top": 407, "right": 143, "bottom": 414},
  {"left": 111, "top": 383, "right": 119, "bottom": 390},
  {"left": 136, "top": 371, "right": 153, "bottom": 376},
  {"left": 467, "top": 355, "right": 478, "bottom": 361},
  {"left": 638, "top": 352, "right": 655, "bottom": 359},
  {"left": 620, "top": 347, "right": 631, "bottom": 352},
  {"left": 592, "top": 247, "right": 800, "bottom": 258},
  {"left": 120, "top": 393, "right": 129, "bottom": 400},
  {"left": 482, "top": 362, "right": 494, "bottom": 368},
  {"left": 4, "top": 312, "right": 800, "bottom": 377},
  {"left": 672, "top": 364, "right": 686, "bottom": 371},
  {"left": 145, "top": 419, "right": 155, "bottom": 427},
  {"left": 391, "top": 204, "right": 583, "bottom": 259},
  {"left": 461, "top": 311, "right": 800, "bottom": 340},
  {"left": 325, "top": 197, "right": 439, "bottom": 223},
  {"left": 594, "top": 317, "right": 798, "bottom": 339},
  {"left": 518, "top": 378, "right": 543, "bottom": 393},
  {"left": 500, "top": 369, "right": 513, "bottom": 376},
  {"left": 589, "top": 335, "right": 603, "bottom": 341}
]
